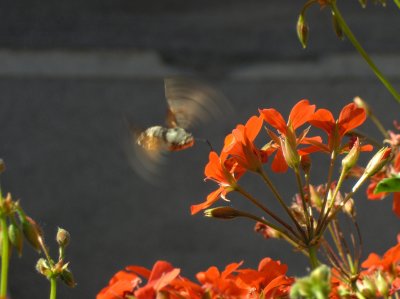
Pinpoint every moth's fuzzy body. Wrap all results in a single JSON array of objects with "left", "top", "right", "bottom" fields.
[{"left": 137, "top": 126, "right": 194, "bottom": 152}]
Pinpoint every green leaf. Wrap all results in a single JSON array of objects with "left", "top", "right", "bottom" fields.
[
  {"left": 394, "top": 0, "right": 400, "bottom": 9},
  {"left": 374, "top": 175, "right": 400, "bottom": 193}
]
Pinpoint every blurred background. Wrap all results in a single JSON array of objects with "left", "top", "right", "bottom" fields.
[{"left": 0, "top": 0, "right": 399, "bottom": 297}]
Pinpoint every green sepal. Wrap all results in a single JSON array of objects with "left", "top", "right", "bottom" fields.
[{"left": 394, "top": 0, "right": 400, "bottom": 9}]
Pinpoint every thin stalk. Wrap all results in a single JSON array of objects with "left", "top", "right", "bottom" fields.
[
  {"left": 50, "top": 276, "right": 57, "bottom": 299},
  {"left": 317, "top": 154, "right": 336, "bottom": 228},
  {"left": 258, "top": 169, "right": 307, "bottom": 239},
  {"left": 330, "top": 2, "right": 400, "bottom": 104},
  {"left": 294, "top": 168, "right": 312, "bottom": 237},
  {"left": 0, "top": 186, "right": 9, "bottom": 299},
  {"left": 308, "top": 246, "right": 320, "bottom": 269},
  {"left": 235, "top": 209, "right": 304, "bottom": 251},
  {"left": 317, "top": 166, "right": 347, "bottom": 236},
  {"left": 327, "top": 224, "right": 347, "bottom": 268},
  {"left": 369, "top": 113, "right": 389, "bottom": 139},
  {"left": 0, "top": 217, "right": 8, "bottom": 299},
  {"left": 236, "top": 187, "right": 302, "bottom": 240},
  {"left": 304, "top": 172, "right": 315, "bottom": 236}
]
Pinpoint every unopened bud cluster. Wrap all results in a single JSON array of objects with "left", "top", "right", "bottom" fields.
[
  {"left": 35, "top": 227, "right": 76, "bottom": 288},
  {"left": 290, "top": 265, "right": 331, "bottom": 299}
]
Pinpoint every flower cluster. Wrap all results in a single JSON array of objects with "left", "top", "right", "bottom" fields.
[
  {"left": 192, "top": 100, "right": 373, "bottom": 217},
  {"left": 97, "top": 257, "right": 293, "bottom": 299}
]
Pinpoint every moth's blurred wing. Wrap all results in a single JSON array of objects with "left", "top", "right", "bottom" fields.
[
  {"left": 164, "top": 77, "right": 231, "bottom": 129},
  {"left": 124, "top": 124, "right": 167, "bottom": 184}
]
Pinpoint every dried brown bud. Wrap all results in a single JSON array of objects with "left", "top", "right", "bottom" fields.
[
  {"left": 254, "top": 222, "right": 281, "bottom": 239},
  {"left": 56, "top": 228, "right": 70, "bottom": 248},
  {"left": 22, "top": 217, "right": 43, "bottom": 252},
  {"left": 204, "top": 207, "right": 243, "bottom": 219},
  {"left": 61, "top": 269, "right": 77, "bottom": 288},
  {"left": 0, "top": 159, "right": 5, "bottom": 174},
  {"left": 297, "top": 14, "right": 309, "bottom": 49}
]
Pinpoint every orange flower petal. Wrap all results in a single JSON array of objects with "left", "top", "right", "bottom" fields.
[
  {"left": 190, "top": 187, "right": 224, "bottom": 215},
  {"left": 271, "top": 149, "right": 288, "bottom": 173},
  {"left": 338, "top": 103, "right": 366, "bottom": 135},
  {"left": 308, "top": 109, "right": 335, "bottom": 134},
  {"left": 288, "top": 99, "right": 315, "bottom": 130},
  {"left": 244, "top": 115, "right": 263, "bottom": 141},
  {"left": 259, "top": 108, "right": 287, "bottom": 134}
]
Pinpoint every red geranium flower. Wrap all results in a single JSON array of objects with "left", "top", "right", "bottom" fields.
[
  {"left": 308, "top": 103, "right": 372, "bottom": 154},
  {"left": 223, "top": 115, "right": 269, "bottom": 172},
  {"left": 97, "top": 270, "right": 140, "bottom": 299},
  {"left": 362, "top": 234, "right": 400, "bottom": 274},
  {"left": 126, "top": 261, "right": 203, "bottom": 299},
  {"left": 260, "top": 99, "right": 320, "bottom": 172},
  {"left": 191, "top": 151, "right": 245, "bottom": 215},
  {"left": 196, "top": 258, "right": 293, "bottom": 298}
]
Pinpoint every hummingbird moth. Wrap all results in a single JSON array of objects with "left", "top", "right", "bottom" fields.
[{"left": 127, "top": 77, "right": 231, "bottom": 182}]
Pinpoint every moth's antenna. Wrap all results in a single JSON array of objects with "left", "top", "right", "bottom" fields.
[{"left": 196, "top": 138, "right": 214, "bottom": 152}]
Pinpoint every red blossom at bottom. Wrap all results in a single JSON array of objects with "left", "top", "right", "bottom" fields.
[{"left": 97, "top": 258, "right": 293, "bottom": 299}]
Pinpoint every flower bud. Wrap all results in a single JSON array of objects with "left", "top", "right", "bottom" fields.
[
  {"left": 8, "top": 223, "right": 23, "bottom": 256},
  {"left": 343, "top": 198, "right": 356, "bottom": 218},
  {"left": 342, "top": 138, "right": 361, "bottom": 173},
  {"left": 36, "top": 258, "right": 51, "bottom": 277},
  {"left": 22, "top": 216, "right": 43, "bottom": 252},
  {"left": 375, "top": 272, "right": 388, "bottom": 297},
  {"left": 254, "top": 222, "right": 281, "bottom": 239},
  {"left": 357, "top": 277, "right": 376, "bottom": 298},
  {"left": 364, "top": 147, "right": 392, "bottom": 177},
  {"left": 61, "top": 269, "right": 77, "bottom": 288},
  {"left": 353, "top": 147, "right": 392, "bottom": 192},
  {"left": 310, "top": 265, "right": 331, "bottom": 282},
  {"left": 300, "top": 155, "right": 311, "bottom": 174},
  {"left": 280, "top": 136, "right": 300, "bottom": 170},
  {"left": 204, "top": 207, "right": 242, "bottom": 219},
  {"left": 56, "top": 227, "right": 70, "bottom": 248},
  {"left": 353, "top": 96, "right": 371, "bottom": 116},
  {"left": 309, "top": 185, "right": 323, "bottom": 209},
  {"left": 290, "top": 265, "right": 331, "bottom": 299},
  {"left": 0, "top": 159, "right": 5, "bottom": 174},
  {"left": 297, "top": 14, "right": 309, "bottom": 49}
]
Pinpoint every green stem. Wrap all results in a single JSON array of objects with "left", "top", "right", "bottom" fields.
[
  {"left": 0, "top": 217, "right": 9, "bottom": 299},
  {"left": 234, "top": 209, "right": 304, "bottom": 250},
  {"left": 259, "top": 169, "right": 307, "bottom": 239},
  {"left": 316, "top": 154, "right": 336, "bottom": 229},
  {"left": 294, "top": 168, "right": 312, "bottom": 237},
  {"left": 330, "top": 2, "right": 400, "bottom": 104},
  {"left": 236, "top": 186, "right": 301, "bottom": 239},
  {"left": 50, "top": 276, "right": 57, "bottom": 299},
  {"left": 369, "top": 113, "right": 389, "bottom": 139},
  {"left": 0, "top": 187, "right": 9, "bottom": 299},
  {"left": 308, "top": 246, "right": 320, "bottom": 269}
]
